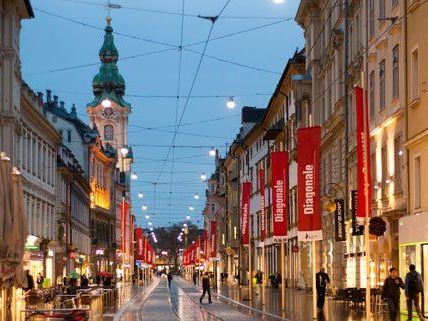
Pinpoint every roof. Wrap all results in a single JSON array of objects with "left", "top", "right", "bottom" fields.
[
  {"left": 42, "top": 90, "right": 98, "bottom": 142},
  {"left": 24, "top": 0, "right": 34, "bottom": 18}
]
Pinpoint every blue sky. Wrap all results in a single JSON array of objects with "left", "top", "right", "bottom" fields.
[{"left": 21, "top": 0, "right": 303, "bottom": 228}]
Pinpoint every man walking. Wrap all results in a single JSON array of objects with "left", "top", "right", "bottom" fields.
[
  {"left": 193, "top": 271, "right": 198, "bottom": 285},
  {"left": 382, "top": 267, "right": 405, "bottom": 321},
  {"left": 405, "top": 264, "right": 425, "bottom": 320},
  {"left": 167, "top": 272, "right": 173, "bottom": 288},
  {"left": 315, "top": 267, "right": 330, "bottom": 310},
  {"left": 199, "top": 272, "right": 212, "bottom": 304}
]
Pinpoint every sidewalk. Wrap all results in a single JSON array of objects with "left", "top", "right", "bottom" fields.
[{"left": 214, "top": 282, "right": 411, "bottom": 321}]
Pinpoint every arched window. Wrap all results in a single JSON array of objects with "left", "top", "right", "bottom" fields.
[{"left": 104, "top": 124, "right": 114, "bottom": 141}]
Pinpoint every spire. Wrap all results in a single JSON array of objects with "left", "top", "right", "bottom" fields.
[
  {"left": 88, "top": 17, "right": 131, "bottom": 109},
  {"left": 70, "top": 104, "right": 77, "bottom": 119}
]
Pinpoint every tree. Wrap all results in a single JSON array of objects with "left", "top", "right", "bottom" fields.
[{"left": 151, "top": 222, "right": 202, "bottom": 268}]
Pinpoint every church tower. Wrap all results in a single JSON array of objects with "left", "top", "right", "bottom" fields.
[{"left": 87, "top": 17, "right": 132, "bottom": 172}]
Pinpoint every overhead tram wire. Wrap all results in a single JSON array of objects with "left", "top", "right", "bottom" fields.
[
  {"left": 167, "top": 0, "right": 186, "bottom": 227},
  {"left": 155, "top": 0, "right": 232, "bottom": 184},
  {"left": 30, "top": 8, "right": 286, "bottom": 76}
]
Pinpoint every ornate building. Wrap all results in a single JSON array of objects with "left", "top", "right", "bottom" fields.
[{"left": 86, "top": 17, "right": 134, "bottom": 279}]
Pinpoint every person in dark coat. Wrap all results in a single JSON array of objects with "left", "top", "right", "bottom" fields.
[
  {"left": 24, "top": 270, "right": 34, "bottom": 291},
  {"left": 193, "top": 271, "right": 198, "bottom": 285},
  {"left": 315, "top": 268, "right": 330, "bottom": 310},
  {"left": 167, "top": 272, "right": 173, "bottom": 288},
  {"left": 80, "top": 275, "right": 89, "bottom": 288},
  {"left": 382, "top": 267, "right": 405, "bottom": 321},
  {"left": 405, "top": 264, "right": 425, "bottom": 320},
  {"left": 199, "top": 272, "right": 212, "bottom": 304}
]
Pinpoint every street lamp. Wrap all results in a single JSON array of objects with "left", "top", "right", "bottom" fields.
[
  {"left": 145, "top": 215, "right": 150, "bottom": 220},
  {"left": 138, "top": 192, "right": 144, "bottom": 198},
  {"left": 209, "top": 147, "right": 216, "bottom": 156},
  {"left": 200, "top": 173, "right": 207, "bottom": 181},
  {"left": 120, "top": 147, "right": 129, "bottom": 157},
  {"left": 273, "top": 0, "right": 284, "bottom": 3},
  {"left": 194, "top": 193, "right": 200, "bottom": 200},
  {"left": 226, "top": 97, "right": 236, "bottom": 109},
  {"left": 142, "top": 205, "right": 148, "bottom": 211},
  {"left": 131, "top": 172, "right": 138, "bottom": 180},
  {"left": 186, "top": 215, "right": 191, "bottom": 220},
  {"left": 101, "top": 98, "right": 112, "bottom": 108},
  {"left": 189, "top": 206, "right": 194, "bottom": 211}
]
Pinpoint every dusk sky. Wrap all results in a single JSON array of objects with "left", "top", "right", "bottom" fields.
[{"left": 21, "top": 0, "right": 304, "bottom": 228}]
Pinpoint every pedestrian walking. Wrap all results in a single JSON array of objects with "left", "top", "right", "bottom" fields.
[
  {"left": 315, "top": 268, "right": 330, "bottom": 310},
  {"left": 193, "top": 271, "right": 198, "bottom": 285},
  {"left": 36, "top": 273, "right": 44, "bottom": 289},
  {"left": 167, "top": 272, "right": 173, "bottom": 288},
  {"left": 199, "top": 272, "right": 212, "bottom": 304},
  {"left": 382, "top": 267, "right": 405, "bottom": 321},
  {"left": 405, "top": 264, "right": 425, "bottom": 320},
  {"left": 24, "top": 270, "right": 34, "bottom": 291}
]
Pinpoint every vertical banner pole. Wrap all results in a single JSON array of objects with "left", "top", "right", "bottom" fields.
[
  {"left": 248, "top": 220, "right": 252, "bottom": 301},
  {"left": 365, "top": 218, "right": 371, "bottom": 320},
  {"left": 312, "top": 240, "right": 317, "bottom": 319},
  {"left": 281, "top": 240, "right": 285, "bottom": 310},
  {"left": 262, "top": 242, "right": 265, "bottom": 305}
]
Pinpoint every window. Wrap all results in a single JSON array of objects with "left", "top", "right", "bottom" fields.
[
  {"left": 67, "top": 130, "right": 72, "bottom": 143},
  {"left": 369, "top": 71, "right": 375, "bottom": 118},
  {"left": 392, "top": 45, "right": 399, "bottom": 99},
  {"left": 371, "top": 153, "right": 376, "bottom": 198},
  {"left": 59, "top": 129, "right": 63, "bottom": 137},
  {"left": 381, "top": 146, "right": 387, "bottom": 196},
  {"left": 415, "top": 156, "right": 421, "bottom": 209},
  {"left": 411, "top": 48, "right": 419, "bottom": 100},
  {"left": 369, "top": 0, "right": 375, "bottom": 37},
  {"left": 394, "top": 136, "right": 402, "bottom": 192},
  {"left": 380, "top": 0, "right": 385, "bottom": 20},
  {"left": 104, "top": 124, "right": 114, "bottom": 141},
  {"left": 379, "top": 60, "right": 385, "bottom": 110}
]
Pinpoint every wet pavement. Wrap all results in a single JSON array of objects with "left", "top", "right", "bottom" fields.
[{"left": 106, "top": 277, "right": 424, "bottom": 321}]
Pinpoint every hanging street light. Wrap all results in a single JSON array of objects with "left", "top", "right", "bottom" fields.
[
  {"left": 142, "top": 205, "right": 148, "bottom": 211},
  {"left": 226, "top": 97, "right": 236, "bottom": 109},
  {"left": 186, "top": 215, "right": 191, "bottom": 220},
  {"left": 209, "top": 147, "right": 216, "bottom": 156},
  {"left": 131, "top": 172, "right": 138, "bottom": 180},
  {"left": 138, "top": 192, "right": 144, "bottom": 198},
  {"left": 200, "top": 173, "right": 207, "bottom": 181},
  {"left": 194, "top": 193, "right": 200, "bottom": 200},
  {"left": 273, "top": 0, "right": 284, "bottom": 3},
  {"left": 120, "top": 147, "right": 129, "bottom": 157},
  {"left": 189, "top": 206, "right": 194, "bottom": 211},
  {"left": 101, "top": 98, "right": 112, "bottom": 108},
  {"left": 145, "top": 214, "right": 150, "bottom": 220}
]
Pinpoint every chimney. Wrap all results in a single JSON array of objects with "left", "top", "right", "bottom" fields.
[
  {"left": 60, "top": 101, "right": 65, "bottom": 109},
  {"left": 46, "top": 89, "right": 52, "bottom": 103},
  {"left": 37, "top": 92, "right": 43, "bottom": 102},
  {"left": 53, "top": 95, "right": 59, "bottom": 107}
]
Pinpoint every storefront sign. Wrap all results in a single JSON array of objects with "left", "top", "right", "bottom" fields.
[
  {"left": 135, "top": 227, "right": 144, "bottom": 260},
  {"left": 334, "top": 199, "right": 346, "bottom": 241},
  {"left": 241, "top": 182, "right": 252, "bottom": 246},
  {"left": 259, "top": 168, "right": 266, "bottom": 242},
  {"left": 297, "top": 126, "right": 322, "bottom": 242},
  {"left": 355, "top": 86, "right": 372, "bottom": 221},
  {"left": 271, "top": 151, "right": 289, "bottom": 239},
  {"left": 210, "top": 221, "right": 217, "bottom": 258},
  {"left": 351, "top": 190, "right": 364, "bottom": 236}
]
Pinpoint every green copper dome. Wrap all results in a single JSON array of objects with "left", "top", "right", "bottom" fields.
[{"left": 88, "top": 18, "right": 131, "bottom": 109}]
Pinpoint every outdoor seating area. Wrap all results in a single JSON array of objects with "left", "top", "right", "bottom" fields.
[
  {"left": 333, "top": 288, "right": 384, "bottom": 310},
  {"left": 20, "top": 286, "right": 118, "bottom": 321}
]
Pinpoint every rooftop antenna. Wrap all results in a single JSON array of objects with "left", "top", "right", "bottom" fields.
[{"left": 105, "top": 0, "right": 121, "bottom": 23}]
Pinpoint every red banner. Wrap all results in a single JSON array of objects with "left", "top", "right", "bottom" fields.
[
  {"left": 135, "top": 228, "right": 143, "bottom": 260},
  {"left": 297, "top": 126, "right": 322, "bottom": 242},
  {"left": 121, "top": 201, "right": 129, "bottom": 253},
  {"left": 355, "top": 86, "right": 372, "bottom": 220},
  {"left": 202, "top": 230, "right": 208, "bottom": 259},
  {"left": 143, "top": 237, "right": 147, "bottom": 263},
  {"left": 196, "top": 237, "right": 201, "bottom": 262},
  {"left": 259, "top": 168, "right": 266, "bottom": 242},
  {"left": 271, "top": 151, "right": 289, "bottom": 238},
  {"left": 210, "top": 221, "right": 217, "bottom": 258},
  {"left": 241, "top": 182, "right": 251, "bottom": 246}
]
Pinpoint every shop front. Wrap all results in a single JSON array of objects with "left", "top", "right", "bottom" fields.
[{"left": 399, "top": 212, "right": 428, "bottom": 318}]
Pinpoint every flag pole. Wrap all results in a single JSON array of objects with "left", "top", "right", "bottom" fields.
[
  {"left": 260, "top": 163, "right": 266, "bottom": 306},
  {"left": 312, "top": 240, "right": 317, "bottom": 318},
  {"left": 279, "top": 142, "right": 285, "bottom": 311},
  {"left": 248, "top": 213, "right": 252, "bottom": 301}
]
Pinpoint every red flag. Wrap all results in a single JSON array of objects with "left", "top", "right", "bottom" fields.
[
  {"left": 210, "top": 221, "right": 217, "bottom": 258},
  {"left": 202, "top": 230, "right": 208, "bottom": 259},
  {"left": 241, "top": 182, "right": 251, "bottom": 246},
  {"left": 196, "top": 237, "right": 201, "bottom": 262},
  {"left": 355, "top": 86, "right": 372, "bottom": 220},
  {"left": 121, "top": 201, "right": 129, "bottom": 253},
  {"left": 259, "top": 168, "right": 266, "bottom": 242},
  {"left": 271, "top": 151, "right": 289, "bottom": 238},
  {"left": 135, "top": 228, "right": 143, "bottom": 260},
  {"left": 297, "top": 126, "right": 322, "bottom": 242}
]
